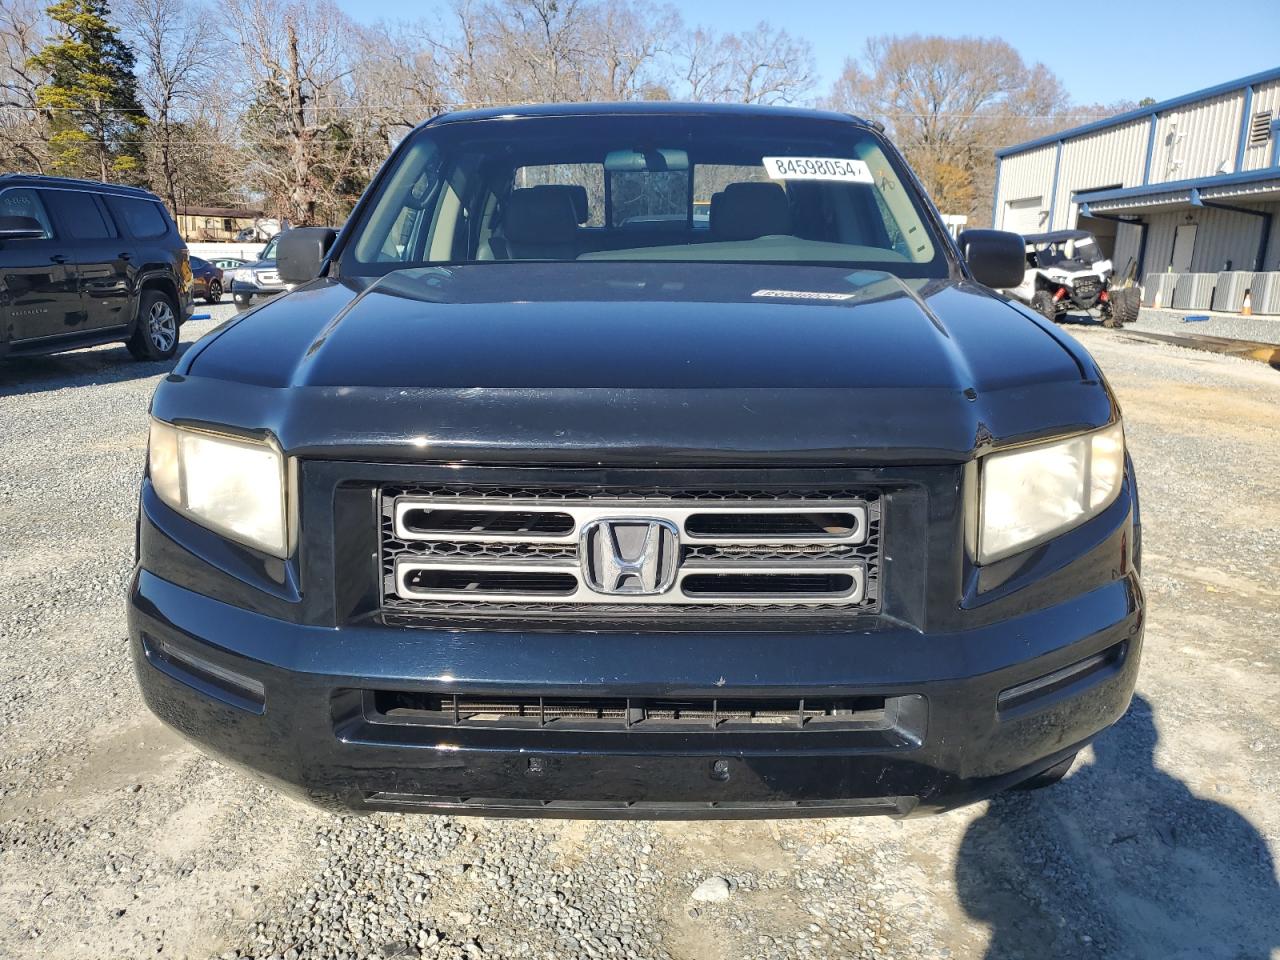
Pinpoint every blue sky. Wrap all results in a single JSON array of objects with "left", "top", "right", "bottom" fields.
[{"left": 340, "top": 0, "right": 1279, "bottom": 107}]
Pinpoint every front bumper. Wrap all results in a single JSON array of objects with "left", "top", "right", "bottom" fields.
[
  {"left": 1066, "top": 278, "right": 1106, "bottom": 310},
  {"left": 1069, "top": 292, "right": 1104, "bottom": 310},
  {"left": 231, "top": 279, "right": 285, "bottom": 298},
  {"left": 129, "top": 565, "right": 1143, "bottom": 819}
]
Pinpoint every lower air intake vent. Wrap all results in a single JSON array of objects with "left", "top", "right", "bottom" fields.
[{"left": 368, "top": 691, "right": 893, "bottom": 731}]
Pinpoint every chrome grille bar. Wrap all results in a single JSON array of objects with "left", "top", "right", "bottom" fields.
[
  {"left": 393, "top": 500, "right": 868, "bottom": 545},
  {"left": 382, "top": 490, "right": 879, "bottom": 612},
  {"left": 394, "top": 558, "right": 865, "bottom": 605}
]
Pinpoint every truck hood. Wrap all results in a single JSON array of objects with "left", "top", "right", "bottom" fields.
[{"left": 162, "top": 263, "right": 1112, "bottom": 465}]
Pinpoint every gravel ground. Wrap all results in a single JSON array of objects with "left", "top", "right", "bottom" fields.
[
  {"left": 1131, "top": 305, "right": 1280, "bottom": 345},
  {"left": 1, "top": 308, "right": 1277, "bottom": 960}
]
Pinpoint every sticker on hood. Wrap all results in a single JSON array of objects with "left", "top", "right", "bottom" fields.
[
  {"left": 762, "top": 157, "right": 874, "bottom": 183},
  {"left": 752, "top": 289, "right": 857, "bottom": 301}
]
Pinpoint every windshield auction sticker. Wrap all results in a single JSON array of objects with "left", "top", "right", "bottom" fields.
[{"left": 762, "top": 157, "right": 874, "bottom": 183}]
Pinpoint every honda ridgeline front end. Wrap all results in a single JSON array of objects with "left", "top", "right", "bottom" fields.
[{"left": 129, "top": 104, "right": 1143, "bottom": 818}]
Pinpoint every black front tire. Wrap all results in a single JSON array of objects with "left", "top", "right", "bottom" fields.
[
  {"left": 233, "top": 292, "right": 253, "bottom": 309},
  {"left": 1113, "top": 287, "right": 1140, "bottom": 324},
  {"left": 1031, "top": 290, "right": 1058, "bottom": 322},
  {"left": 206, "top": 280, "right": 222, "bottom": 304},
  {"left": 126, "top": 289, "right": 180, "bottom": 361},
  {"left": 1013, "top": 752, "right": 1078, "bottom": 791}
]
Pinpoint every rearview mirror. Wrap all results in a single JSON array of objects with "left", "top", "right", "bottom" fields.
[
  {"left": 0, "top": 215, "right": 47, "bottom": 241},
  {"left": 604, "top": 148, "right": 689, "bottom": 172},
  {"left": 957, "top": 229, "right": 1025, "bottom": 290},
  {"left": 277, "top": 227, "right": 337, "bottom": 285}
]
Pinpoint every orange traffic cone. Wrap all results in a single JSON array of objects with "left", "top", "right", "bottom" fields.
[{"left": 1242, "top": 289, "right": 1253, "bottom": 316}]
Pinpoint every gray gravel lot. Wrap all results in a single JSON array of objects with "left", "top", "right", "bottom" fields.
[
  {"left": 0, "top": 308, "right": 1277, "bottom": 960},
  {"left": 1131, "top": 306, "right": 1280, "bottom": 345}
]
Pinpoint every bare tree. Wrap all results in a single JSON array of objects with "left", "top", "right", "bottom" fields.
[
  {"left": 828, "top": 35, "right": 1070, "bottom": 223},
  {"left": 582, "top": 0, "right": 677, "bottom": 101},
  {"left": 720, "top": 23, "right": 814, "bottom": 105},
  {"left": 438, "top": 0, "right": 683, "bottom": 105},
  {"left": 125, "top": 0, "right": 223, "bottom": 211},
  {"left": 0, "top": 0, "right": 51, "bottom": 173},
  {"left": 225, "top": 0, "right": 357, "bottom": 224},
  {"left": 458, "top": 0, "right": 594, "bottom": 104},
  {"left": 351, "top": 20, "right": 449, "bottom": 129},
  {"left": 679, "top": 21, "right": 814, "bottom": 105}
]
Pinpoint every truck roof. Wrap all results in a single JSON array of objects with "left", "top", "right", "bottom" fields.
[{"left": 424, "top": 101, "right": 880, "bottom": 131}]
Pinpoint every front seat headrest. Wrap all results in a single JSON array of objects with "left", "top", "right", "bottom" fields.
[
  {"left": 504, "top": 187, "right": 580, "bottom": 245},
  {"left": 530, "top": 184, "right": 589, "bottom": 224},
  {"left": 711, "top": 181, "right": 792, "bottom": 241}
]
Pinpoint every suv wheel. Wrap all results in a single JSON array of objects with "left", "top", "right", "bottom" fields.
[
  {"left": 1031, "top": 290, "right": 1058, "bottom": 322},
  {"left": 126, "top": 289, "right": 180, "bottom": 361},
  {"left": 207, "top": 279, "right": 223, "bottom": 304},
  {"left": 233, "top": 293, "right": 253, "bottom": 309}
]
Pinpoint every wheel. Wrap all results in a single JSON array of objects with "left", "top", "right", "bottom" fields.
[
  {"left": 233, "top": 292, "right": 253, "bottom": 309},
  {"left": 1102, "top": 304, "right": 1120, "bottom": 329},
  {"left": 1013, "top": 752, "right": 1077, "bottom": 791},
  {"left": 126, "top": 289, "right": 180, "bottom": 361},
  {"left": 1113, "top": 287, "right": 1140, "bottom": 324},
  {"left": 206, "top": 279, "right": 222, "bottom": 304},
  {"left": 1031, "top": 290, "right": 1058, "bottom": 322}
]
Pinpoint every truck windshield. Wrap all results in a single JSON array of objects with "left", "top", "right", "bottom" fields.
[{"left": 342, "top": 112, "right": 949, "bottom": 279}]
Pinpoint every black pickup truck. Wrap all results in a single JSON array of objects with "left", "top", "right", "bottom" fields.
[{"left": 130, "top": 103, "right": 1144, "bottom": 818}]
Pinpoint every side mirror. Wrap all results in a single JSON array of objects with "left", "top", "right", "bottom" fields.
[
  {"left": 957, "top": 229, "right": 1025, "bottom": 289},
  {"left": 277, "top": 227, "right": 337, "bottom": 285},
  {"left": 0, "top": 215, "right": 47, "bottom": 241}
]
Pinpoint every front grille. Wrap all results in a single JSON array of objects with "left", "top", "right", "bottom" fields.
[
  {"left": 368, "top": 690, "right": 891, "bottom": 731},
  {"left": 380, "top": 484, "right": 881, "bottom": 622},
  {"left": 1073, "top": 276, "right": 1102, "bottom": 301}
]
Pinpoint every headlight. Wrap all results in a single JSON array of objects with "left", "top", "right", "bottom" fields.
[
  {"left": 977, "top": 421, "right": 1125, "bottom": 564},
  {"left": 148, "top": 420, "right": 289, "bottom": 557},
  {"left": 235, "top": 268, "right": 254, "bottom": 282}
]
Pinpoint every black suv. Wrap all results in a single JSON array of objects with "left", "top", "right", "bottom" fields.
[
  {"left": 0, "top": 175, "right": 192, "bottom": 362},
  {"left": 130, "top": 104, "right": 1143, "bottom": 818}
]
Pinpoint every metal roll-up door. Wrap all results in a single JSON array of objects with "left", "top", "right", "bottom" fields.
[{"left": 1003, "top": 197, "right": 1043, "bottom": 237}]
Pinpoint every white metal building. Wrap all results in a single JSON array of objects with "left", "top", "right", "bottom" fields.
[{"left": 992, "top": 68, "right": 1280, "bottom": 288}]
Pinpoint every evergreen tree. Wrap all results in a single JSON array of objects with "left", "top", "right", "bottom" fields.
[{"left": 28, "top": 0, "right": 147, "bottom": 182}]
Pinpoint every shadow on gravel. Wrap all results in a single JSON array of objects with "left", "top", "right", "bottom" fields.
[
  {"left": 956, "top": 695, "right": 1279, "bottom": 959},
  {"left": 0, "top": 341, "right": 194, "bottom": 398}
]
